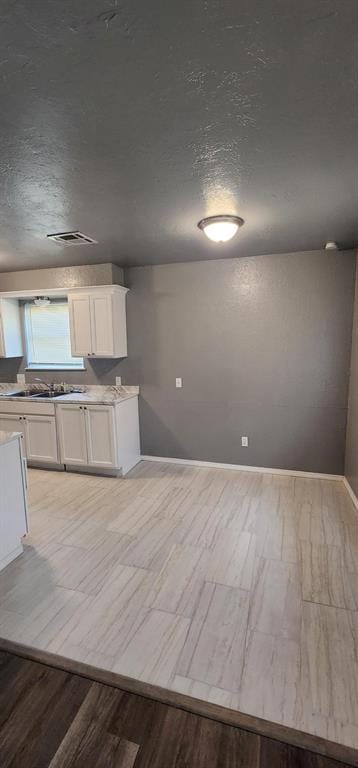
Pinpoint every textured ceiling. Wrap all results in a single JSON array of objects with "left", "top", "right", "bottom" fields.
[{"left": 0, "top": 0, "right": 357, "bottom": 271}]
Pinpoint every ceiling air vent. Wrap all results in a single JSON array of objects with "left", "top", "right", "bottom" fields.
[{"left": 47, "top": 231, "right": 97, "bottom": 245}]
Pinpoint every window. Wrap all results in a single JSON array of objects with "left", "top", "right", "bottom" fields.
[{"left": 24, "top": 300, "right": 84, "bottom": 370}]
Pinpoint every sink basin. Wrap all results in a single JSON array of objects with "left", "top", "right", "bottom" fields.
[
  {"left": 4, "top": 390, "right": 65, "bottom": 399},
  {"left": 5, "top": 391, "right": 31, "bottom": 397},
  {"left": 30, "top": 391, "right": 65, "bottom": 399}
]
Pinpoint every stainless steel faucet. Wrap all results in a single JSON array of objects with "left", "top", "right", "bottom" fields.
[{"left": 34, "top": 377, "right": 54, "bottom": 391}]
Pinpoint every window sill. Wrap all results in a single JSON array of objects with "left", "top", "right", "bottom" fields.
[{"left": 26, "top": 367, "right": 86, "bottom": 372}]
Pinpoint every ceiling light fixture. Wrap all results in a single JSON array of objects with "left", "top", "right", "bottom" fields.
[
  {"left": 198, "top": 215, "right": 244, "bottom": 243},
  {"left": 34, "top": 296, "right": 51, "bottom": 307}
]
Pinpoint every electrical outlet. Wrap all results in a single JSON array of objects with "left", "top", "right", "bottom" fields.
[
  {"left": 115, "top": 376, "right": 122, "bottom": 386},
  {"left": 17, "top": 373, "right": 26, "bottom": 384},
  {"left": 176, "top": 377, "right": 182, "bottom": 388},
  {"left": 241, "top": 436, "right": 249, "bottom": 447}
]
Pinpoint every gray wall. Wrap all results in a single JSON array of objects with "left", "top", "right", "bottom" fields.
[
  {"left": 0, "top": 263, "right": 123, "bottom": 291},
  {"left": 120, "top": 250, "right": 355, "bottom": 474},
  {"left": 345, "top": 254, "right": 358, "bottom": 494},
  {"left": 0, "top": 250, "right": 355, "bottom": 474}
]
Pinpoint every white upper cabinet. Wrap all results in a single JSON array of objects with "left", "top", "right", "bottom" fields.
[
  {"left": 68, "top": 287, "right": 128, "bottom": 358},
  {"left": 0, "top": 298, "right": 23, "bottom": 358},
  {"left": 91, "top": 293, "right": 115, "bottom": 357},
  {"left": 68, "top": 294, "right": 92, "bottom": 357}
]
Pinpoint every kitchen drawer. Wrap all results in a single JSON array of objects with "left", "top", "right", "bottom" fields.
[{"left": 0, "top": 400, "right": 55, "bottom": 416}]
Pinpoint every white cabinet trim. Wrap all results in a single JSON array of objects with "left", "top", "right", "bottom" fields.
[{"left": 0, "top": 284, "right": 128, "bottom": 300}]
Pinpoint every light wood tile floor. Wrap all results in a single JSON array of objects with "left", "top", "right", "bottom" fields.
[{"left": 0, "top": 462, "right": 358, "bottom": 751}]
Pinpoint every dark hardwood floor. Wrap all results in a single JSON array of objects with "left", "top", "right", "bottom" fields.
[{"left": 0, "top": 651, "right": 355, "bottom": 768}]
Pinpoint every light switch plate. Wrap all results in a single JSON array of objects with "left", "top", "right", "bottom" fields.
[
  {"left": 115, "top": 376, "right": 122, "bottom": 386},
  {"left": 17, "top": 373, "right": 26, "bottom": 384},
  {"left": 176, "top": 377, "right": 183, "bottom": 388},
  {"left": 241, "top": 436, "right": 249, "bottom": 447}
]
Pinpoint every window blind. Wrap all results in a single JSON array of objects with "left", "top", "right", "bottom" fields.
[{"left": 24, "top": 301, "right": 84, "bottom": 369}]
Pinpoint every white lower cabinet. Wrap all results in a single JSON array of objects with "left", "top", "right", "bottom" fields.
[
  {"left": 0, "top": 395, "right": 140, "bottom": 476},
  {"left": 0, "top": 411, "right": 58, "bottom": 463},
  {"left": 57, "top": 404, "right": 118, "bottom": 469},
  {"left": 24, "top": 415, "right": 58, "bottom": 463},
  {"left": 0, "top": 414, "right": 26, "bottom": 453},
  {"left": 56, "top": 404, "right": 88, "bottom": 465},
  {"left": 85, "top": 405, "right": 117, "bottom": 468}
]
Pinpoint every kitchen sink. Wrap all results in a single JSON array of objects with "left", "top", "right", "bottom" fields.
[
  {"left": 30, "top": 391, "right": 65, "bottom": 398},
  {"left": 5, "top": 391, "right": 31, "bottom": 397},
  {"left": 4, "top": 390, "right": 66, "bottom": 399}
]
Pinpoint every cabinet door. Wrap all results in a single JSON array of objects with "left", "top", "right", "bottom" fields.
[
  {"left": 24, "top": 415, "right": 59, "bottom": 463},
  {"left": 57, "top": 405, "right": 88, "bottom": 465},
  {"left": 90, "top": 294, "right": 114, "bottom": 357},
  {"left": 0, "top": 414, "right": 27, "bottom": 456},
  {"left": 68, "top": 294, "right": 92, "bottom": 357},
  {"left": 0, "top": 299, "right": 23, "bottom": 358},
  {"left": 85, "top": 405, "right": 117, "bottom": 468}
]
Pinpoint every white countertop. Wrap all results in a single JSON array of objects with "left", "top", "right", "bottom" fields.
[
  {"left": 0, "top": 430, "right": 23, "bottom": 446},
  {"left": 0, "top": 384, "right": 139, "bottom": 406}
]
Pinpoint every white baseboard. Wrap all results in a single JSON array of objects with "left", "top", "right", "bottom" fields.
[
  {"left": 343, "top": 477, "right": 358, "bottom": 510},
  {"left": 141, "top": 455, "right": 343, "bottom": 481}
]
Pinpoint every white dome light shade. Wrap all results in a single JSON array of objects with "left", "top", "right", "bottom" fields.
[
  {"left": 34, "top": 296, "right": 51, "bottom": 307},
  {"left": 198, "top": 215, "right": 244, "bottom": 243}
]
